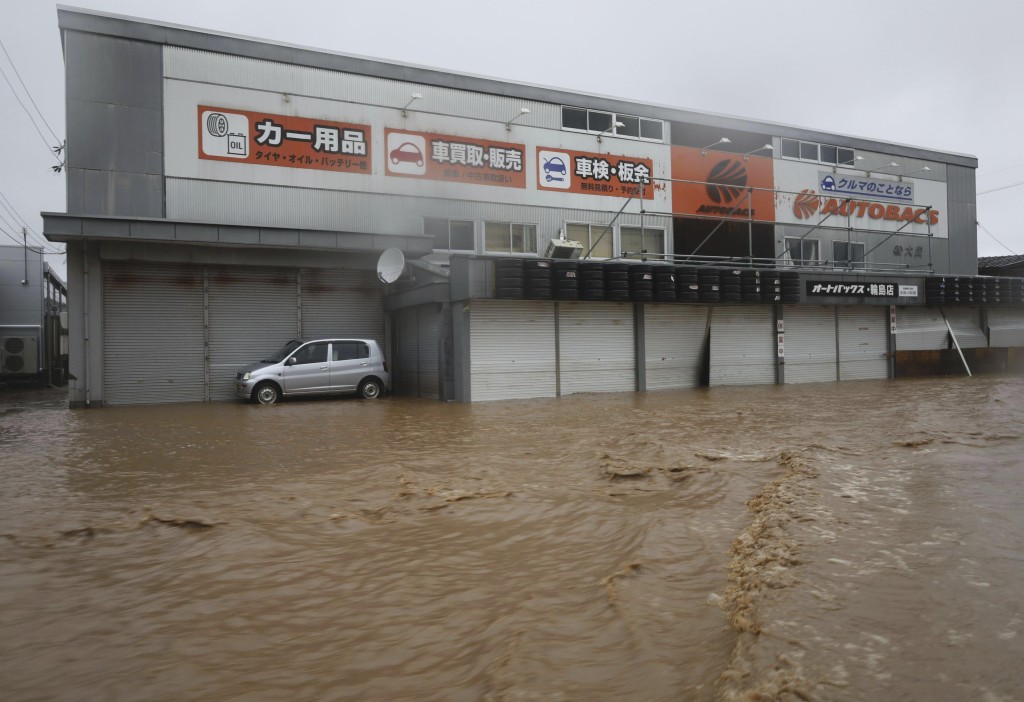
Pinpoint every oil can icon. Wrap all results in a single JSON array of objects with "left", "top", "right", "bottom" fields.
[{"left": 201, "top": 110, "right": 250, "bottom": 159}]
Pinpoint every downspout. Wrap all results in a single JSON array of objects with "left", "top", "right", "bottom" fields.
[{"left": 83, "top": 241, "right": 91, "bottom": 406}]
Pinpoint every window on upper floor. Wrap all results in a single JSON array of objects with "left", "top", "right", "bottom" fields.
[
  {"left": 425, "top": 217, "right": 475, "bottom": 252},
  {"left": 561, "top": 106, "right": 665, "bottom": 142},
  {"left": 781, "top": 138, "right": 856, "bottom": 167},
  {"left": 484, "top": 222, "right": 537, "bottom": 255}
]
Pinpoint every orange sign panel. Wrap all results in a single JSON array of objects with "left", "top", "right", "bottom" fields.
[
  {"left": 384, "top": 129, "right": 526, "bottom": 188},
  {"left": 198, "top": 106, "right": 371, "bottom": 174},
  {"left": 671, "top": 146, "right": 775, "bottom": 221},
  {"left": 536, "top": 147, "right": 654, "bottom": 200}
]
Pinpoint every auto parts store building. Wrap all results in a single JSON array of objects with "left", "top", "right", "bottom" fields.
[{"left": 44, "top": 7, "right": 1021, "bottom": 407}]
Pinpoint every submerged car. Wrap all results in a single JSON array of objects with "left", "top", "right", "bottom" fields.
[{"left": 236, "top": 338, "right": 389, "bottom": 404}]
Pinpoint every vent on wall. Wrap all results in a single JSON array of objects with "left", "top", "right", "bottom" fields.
[{"left": 1, "top": 337, "right": 38, "bottom": 374}]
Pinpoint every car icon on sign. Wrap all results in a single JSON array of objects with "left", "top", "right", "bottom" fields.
[
  {"left": 390, "top": 141, "right": 424, "bottom": 167},
  {"left": 543, "top": 156, "right": 567, "bottom": 181}
]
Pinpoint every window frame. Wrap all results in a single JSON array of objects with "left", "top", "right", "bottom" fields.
[
  {"left": 619, "top": 225, "right": 667, "bottom": 260},
  {"left": 483, "top": 221, "right": 539, "bottom": 256},
  {"left": 566, "top": 221, "right": 615, "bottom": 260},
  {"left": 784, "top": 237, "right": 821, "bottom": 267},
  {"left": 781, "top": 138, "right": 858, "bottom": 167},
  {"left": 560, "top": 106, "right": 665, "bottom": 143},
  {"left": 425, "top": 217, "right": 476, "bottom": 253},
  {"left": 832, "top": 241, "right": 866, "bottom": 269}
]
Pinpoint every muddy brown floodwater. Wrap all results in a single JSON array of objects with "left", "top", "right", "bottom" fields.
[{"left": 2, "top": 376, "right": 1023, "bottom": 701}]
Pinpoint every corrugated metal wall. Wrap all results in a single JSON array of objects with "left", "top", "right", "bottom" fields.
[
  {"left": 394, "top": 304, "right": 440, "bottom": 399},
  {"left": 709, "top": 306, "right": 776, "bottom": 386},
  {"left": 469, "top": 301, "right": 556, "bottom": 401},
  {"left": 301, "top": 269, "right": 384, "bottom": 342},
  {"left": 644, "top": 305, "right": 709, "bottom": 390},
  {"left": 837, "top": 306, "right": 889, "bottom": 381},
  {"left": 783, "top": 305, "right": 837, "bottom": 384}
]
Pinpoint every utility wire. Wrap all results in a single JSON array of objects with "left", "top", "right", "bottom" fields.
[
  {"left": 0, "top": 63, "right": 63, "bottom": 166},
  {"left": 978, "top": 179, "right": 1024, "bottom": 196},
  {"left": 0, "top": 201, "right": 52, "bottom": 251},
  {"left": 0, "top": 36, "right": 62, "bottom": 145},
  {"left": 977, "top": 221, "right": 1019, "bottom": 257}
]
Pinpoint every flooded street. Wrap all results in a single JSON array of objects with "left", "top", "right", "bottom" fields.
[{"left": 2, "top": 377, "right": 1023, "bottom": 701}]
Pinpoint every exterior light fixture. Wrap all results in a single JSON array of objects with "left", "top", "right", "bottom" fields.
[
  {"left": 899, "top": 165, "right": 932, "bottom": 181},
  {"left": 401, "top": 93, "right": 423, "bottom": 118},
  {"left": 861, "top": 160, "right": 899, "bottom": 175},
  {"left": 597, "top": 121, "right": 625, "bottom": 142},
  {"left": 701, "top": 137, "right": 731, "bottom": 155},
  {"left": 743, "top": 144, "right": 773, "bottom": 160},
  {"left": 505, "top": 107, "right": 531, "bottom": 131}
]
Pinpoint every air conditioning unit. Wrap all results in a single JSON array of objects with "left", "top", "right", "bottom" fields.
[
  {"left": 1, "top": 336, "right": 38, "bottom": 375},
  {"left": 543, "top": 238, "right": 583, "bottom": 259}
]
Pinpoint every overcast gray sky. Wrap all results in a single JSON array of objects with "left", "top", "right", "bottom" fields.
[{"left": 3, "top": 0, "right": 1023, "bottom": 281}]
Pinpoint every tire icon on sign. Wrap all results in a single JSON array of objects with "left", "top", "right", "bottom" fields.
[{"left": 207, "top": 113, "right": 229, "bottom": 137}]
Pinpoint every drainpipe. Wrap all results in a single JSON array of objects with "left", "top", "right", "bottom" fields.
[{"left": 83, "top": 241, "right": 91, "bottom": 407}]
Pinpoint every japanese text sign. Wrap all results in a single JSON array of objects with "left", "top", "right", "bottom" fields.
[
  {"left": 818, "top": 172, "right": 914, "bottom": 203},
  {"left": 536, "top": 147, "right": 654, "bottom": 200},
  {"left": 385, "top": 129, "right": 526, "bottom": 188},
  {"left": 805, "top": 281, "right": 918, "bottom": 298},
  {"left": 198, "top": 106, "right": 371, "bottom": 174},
  {"left": 671, "top": 146, "right": 775, "bottom": 221}
]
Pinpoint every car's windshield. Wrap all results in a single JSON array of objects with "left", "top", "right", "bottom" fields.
[{"left": 262, "top": 340, "right": 302, "bottom": 363}]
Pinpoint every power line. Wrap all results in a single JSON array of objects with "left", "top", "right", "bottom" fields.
[
  {"left": 977, "top": 221, "right": 1019, "bottom": 257},
  {"left": 0, "top": 62, "right": 63, "bottom": 167},
  {"left": 0, "top": 36, "right": 61, "bottom": 145},
  {"left": 978, "top": 179, "right": 1024, "bottom": 196}
]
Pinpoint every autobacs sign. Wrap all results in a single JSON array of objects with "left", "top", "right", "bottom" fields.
[{"left": 793, "top": 189, "right": 940, "bottom": 226}]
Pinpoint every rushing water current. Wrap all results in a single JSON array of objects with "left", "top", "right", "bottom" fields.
[{"left": 2, "top": 376, "right": 1023, "bottom": 701}]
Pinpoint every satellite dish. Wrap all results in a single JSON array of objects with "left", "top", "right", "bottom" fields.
[{"left": 376, "top": 248, "right": 405, "bottom": 284}]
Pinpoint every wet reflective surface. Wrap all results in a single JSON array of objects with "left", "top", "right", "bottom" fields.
[{"left": 2, "top": 377, "right": 1023, "bottom": 701}]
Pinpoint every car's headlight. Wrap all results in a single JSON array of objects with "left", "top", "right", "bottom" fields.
[{"left": 241, "top": 372, "right": 251, "bottom": 381}]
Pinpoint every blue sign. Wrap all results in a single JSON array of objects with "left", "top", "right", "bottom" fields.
[{"left": 819, "top": 172, "right": 914, "bottom": 203}]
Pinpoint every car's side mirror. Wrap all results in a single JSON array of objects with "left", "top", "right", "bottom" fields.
[{"left": 286, "top": 356, "right": 297, "bottom": 365}]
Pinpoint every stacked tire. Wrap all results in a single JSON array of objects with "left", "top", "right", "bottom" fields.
[
  {"left": 652, "top": 265, "right": 677, "bottom": 302},
  {"left": 719, "top": 269, "right": 742, "bottom": 302},
  {"left": 675, "top": 266, "right": 700, "bottom": 302},
  {"left": 698, "top": 267, "right": 721, "bottom": 303},
  {"left": 983, "top": 277, "right": 1000, "bottom": 304},
  {"left": 553, "top": 260, "right": 579, "bottom": 300},
  {"left": 761, "top": 271, "right": 783, "bottom": 303},
  {"left": 605, "top": 262, "right": 630, "bottom": 302},
  {"left": 495, "top": 258, "right": 524, "bottom": 299},
  {"left": 925, "top": 276, "right": 946, "bottom": 305},
  {"left": 780, "top": 271, "right": 801, "bottom": 302},
  {"left": 578, "top": 261, "right": 606, "bottom": 301},
  {"left": 628, "top": 263, "right": 655, "bottom": 302},
  {"left": 739, "top": 270, "right": 762, "bottom": 303},
  {"left": 524, "top": 259, "right": 553, "bottom": 300}
]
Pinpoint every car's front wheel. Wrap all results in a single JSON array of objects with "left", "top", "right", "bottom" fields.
[
  {"left": 253, "top": 381, "right": 280, "bottom": 404},
  {"left": 358, "top": 378, "right": 382, "bottom": 399}
]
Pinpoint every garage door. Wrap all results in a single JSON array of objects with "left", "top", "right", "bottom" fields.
[
  {"left": 558, "top": 302, "right": 635, "bottom": 396},
  {"left": 894, "top": 307, "right": 948, "bottom": 351},
  {"left": 644, "top": 304, "right": 709, "bottom": 390},
  {"left": 300, "top": 268, "right": 384, "bottom": 342},
  {"left": 988, "top": 307, "right": 1024, "bottom": 347},
  {"left": 470, "top": 300, "right": 555, "bottom": 401},
  {"left": 783, "top": 305, "right": 837, "bottom": 384},
  {"left": 208, "top": 266, "right": 299, "bottom": 401},
  {"left": 103, "top": 263, "right": 206, "bottom": 405},
  {"left": 943, "top": 307, "right": 987, "bottom": 349},
  {"left": 709, "top": 305, "right": 775, "bottom": 386},
  {"left": 837, "top": 306, "right": 889, "bottom": 380}
]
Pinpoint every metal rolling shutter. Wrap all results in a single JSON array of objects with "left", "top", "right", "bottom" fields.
[
  {"left": 644, "top": 304, "right": 709, "bottom": 390},
  {"left": 894, "top": 307, "right": 948, "bottom": 351},
  {"left": 417, "top": 305, "right": 440, "bottom": 399},
  {"left": 837, "top": 306, "right": 889, "bottom": 381},
  {"left": 783, "top": 305, "right": 837, "bottom": 384},
  {"left": 470, "top": 300, "right": 555, "bottom": 401},
  {"left": 709, "top": 305, "right": 775, "bottom": 386},
  {"left": 558, "top": 302, "right": 635, "bottom": 396},
  {"left": 987, "top": 307, "right": 1024, "bottom": 347},
  {"left": 208, "top": 266, "right": 298, "bottom": 401},
  {"left": 300, "top": 269, "right": 384, "bottom": 342},
  {"left": 943, "top": 307, "right": 987, "bottom": 348},
  {"left": 102, "top": 263, "right": 206, "bottom": 405}
]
